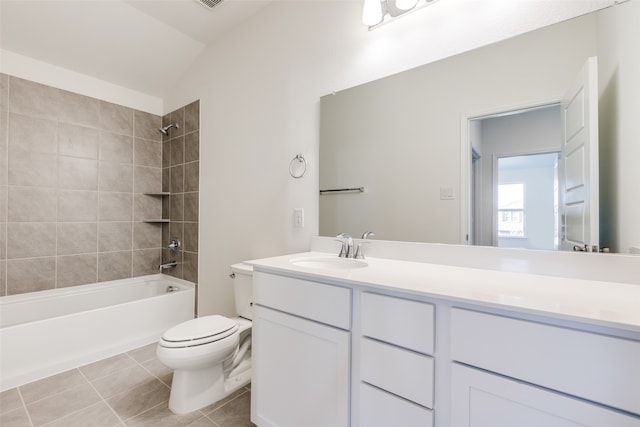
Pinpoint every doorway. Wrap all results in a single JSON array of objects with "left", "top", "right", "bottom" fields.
[{"left": 468, "top": 103, "right": 562, "bottom": 248}]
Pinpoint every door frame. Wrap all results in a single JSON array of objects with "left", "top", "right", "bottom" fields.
[{"left": 459, "top": 98, "right": 561, "bottom": 245}]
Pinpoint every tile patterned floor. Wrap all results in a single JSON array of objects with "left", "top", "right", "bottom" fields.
[{"left": 0, "top": 343, "right": 255, "bottom": 427}]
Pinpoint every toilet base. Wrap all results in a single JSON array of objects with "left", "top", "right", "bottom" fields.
[{"left": 168, "top": 364, "right": 252, "bottom": 415}]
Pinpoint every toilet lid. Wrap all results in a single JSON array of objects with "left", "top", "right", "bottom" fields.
[{"left": 161, "top": 315, "right": 238, "bottom": 347}]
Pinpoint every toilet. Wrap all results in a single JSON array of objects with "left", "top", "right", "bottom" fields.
[{"left": 157, "top": 263, "right": 253, "bottom": 414}]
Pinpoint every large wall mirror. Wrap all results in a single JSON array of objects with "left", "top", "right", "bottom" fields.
[{"left": 320, "top": 1, "right": 639, "bottom": 254}]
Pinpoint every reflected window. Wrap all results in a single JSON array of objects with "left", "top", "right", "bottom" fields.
[{"left": 498, "top": 183, "right": 525, "bottom": 237}]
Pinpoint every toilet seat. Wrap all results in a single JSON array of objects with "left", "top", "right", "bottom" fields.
[{"left": 160, "top": 315, "right": 239, "bottom": 348}]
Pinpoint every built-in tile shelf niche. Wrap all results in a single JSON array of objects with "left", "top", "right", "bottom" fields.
[{"left": 142, "top": 193, "right": 171, "bottom": 223}]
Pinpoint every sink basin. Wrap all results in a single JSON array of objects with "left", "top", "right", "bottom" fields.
[{"left": 290, "top": 256, "right": 368, "bottom": 270}]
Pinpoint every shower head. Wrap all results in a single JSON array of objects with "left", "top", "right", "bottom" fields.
[{"left": 159, "top": 123, "right": 179, "bottom": 136}]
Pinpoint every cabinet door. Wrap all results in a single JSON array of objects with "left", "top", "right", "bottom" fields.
[
  {"left": 451, "top": 363, "right": 640, "bottom": 427},
  {"left": 251, "top": 305, "right": 350, "bottom": 427}
]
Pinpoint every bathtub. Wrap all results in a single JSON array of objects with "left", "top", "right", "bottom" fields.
[{"left": 0, "top": 274, "right": 195, "bottom": 391}]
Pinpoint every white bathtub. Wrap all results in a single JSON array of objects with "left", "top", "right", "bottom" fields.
[{"left": 0, "top": 274, "right": 195, "bottom": 391}]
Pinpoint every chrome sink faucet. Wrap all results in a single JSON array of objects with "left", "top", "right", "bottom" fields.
[
  {"left": 336, "top": 233, "right": 354, "bottom": 258},
  {"left": 355, "top": 231, "right": 375, "bottom": 259}
]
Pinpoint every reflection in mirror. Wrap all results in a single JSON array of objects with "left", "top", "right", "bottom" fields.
[{"left": 319, "top": 2, "right": 640, "bottom": 254}]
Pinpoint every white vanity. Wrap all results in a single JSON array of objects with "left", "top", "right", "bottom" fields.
[{"left": 247, "top": 240, "right": 640, "bottom": 427}]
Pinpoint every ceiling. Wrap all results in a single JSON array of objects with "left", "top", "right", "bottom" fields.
[{"left": 0, "top": 0, "right": 272, "bottom": 98}]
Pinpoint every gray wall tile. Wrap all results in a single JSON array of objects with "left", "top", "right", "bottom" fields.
[
  {"left": 99, "top": 131, "right": 133, "bottom": 164},
  {"left": 162, "top": 141, "right": 170, "bottom": 168},
  {"left": 57, "top": 254, "right": 97, "bottom": 288},
  {"left": 134, "top": 138, "right": 161, "bottom": 168},
  {"left": 6, "top": 257, "right": 55, "bottom": 294},
  {"left": 169, "top": 137, "right": 184, "bottom": 166},
  {"left": 134, "top": 166, "right": 161, "bottom": 194},
  {"left": 169, "top": 165, "right": 183, "bottom": 193},
  {"left": 0, "top": 225, "right": 5, "bottom": 259},
  {"left": 58, "top": 90, "right": 100, "bottom": 128},
  {"left": 98, "top": 222, "right": 132, "bottom": 252},
  {"left": 134, "top": 110, "right": 161, "bottom": 141},
  {"left": 0, "top": 260, "right": 5, "bottom": 296},
  {"left": 7, "top": 222, "right": 56, "bottom": 259},
  {"left": 99, "top": 162, "right": 133, "bottom": 192},
  {"left": 169, "top": 193, "right": 183, "bottom": 222},
  {"left": 9, "top": 113, "right": 57, "bottom": 153},
  {"left": 184, "top": 131, "right": 199, "bottom": 163},
  {"left": 58, "top": 157, "right": 98, "bottom": 190},
  {"left": 133, "top": 222, "right": 161, "bottom": 249},
  {"left": 184, "top": 222, "right": 198, "bottom": 253},
  {"left": 184, "top": 192, "right": 199, "bottom": 222},
  {"left": 133, "top": 194, "right": 161, "bottom": 221},
  {"left": 184, "top": 161, "right": 199, "bottom": 192},
  {"left": 133, "top": 249, "right": 161, "bottom": 277},
  {"left": 57, "top": 223, "right": 98, "bottom": 255},
  {"left": 98, "top": 192, "right": 133, "bottom": 222},
  {"left": 99, "top": 101, "right": 133, "bottom": 136},
  {"left": 58, "top": 190, "right": 98, "bottom": 222},
  {"left": 98, "top": 251, "right": 132, "bottom": 282},
  {"left": 184, "top": 101, "right": 199, "bottom": 134},
  {"left": 9, "top": 77, "right": 58, "bottom": 121},
  {"left": 58, "top": 123, "right": 98, "bottom": 159},
  {"left": 8, "top": 150, "right": 57, "bottom": 187},
  {"left": 8, "top": 186, "right": 56, "bottom": 222},
  {"left": 183, "top": 251, "right": 198, "bottom": 283}
]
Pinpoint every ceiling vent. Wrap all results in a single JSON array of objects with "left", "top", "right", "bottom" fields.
[{"left": 196, "top": 0, "right": 223, "bottom": 10}]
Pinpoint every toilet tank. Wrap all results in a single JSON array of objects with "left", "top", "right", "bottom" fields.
[{"left": 231, "top": 263, "right": 253, "bottom": 320}]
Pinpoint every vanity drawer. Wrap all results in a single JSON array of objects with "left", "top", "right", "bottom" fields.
[
  {"left": 253, "top": 272, "right": 351, "bottom": 329},
  {"left": 360, "top": 383, "right": 434, "bottom": 427},
  {"left": 451, "top": 308, "right": 640, "bottom": 415},
  {"left": 360, "top": 337, "right": 434, "bottom": 408},
  {"left": 361, "top": 292, "right": 434, "bottom": 354}
]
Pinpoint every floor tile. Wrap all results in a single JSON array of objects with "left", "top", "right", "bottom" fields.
[
  {"left": 141, "top": 358, "right": 173, "bottom": 386},
  {"left": 91, "top": 364, "right": 156, "bottom": 399},
  {"left": 124, "top": 401, "right": 202, "bottom": 427},
  {"left": 127, "top": 343, "right": 158, "bottom": 364},
  {"left": 79, "top": 353, "right": 138, "bottom": 381},
  {"left": 186, "top": 416, "right": 217, "bottom": 426},
  {"left": 0, "top": 406, "right": 31, "bottom": 427},
  {"left": 19, "top": 368, "right": 87, "bottom": 404},
  {"left": 199, "top": 387, "right": 246, "bottom": 415},
  {"left": 26, "top": 382, "right": 101, "bottom": 426},
  {"left": 106, "top": 378, "right": 170, "bottom": 421},
  {"left": 41, "top": 401, "right": 121, "bottom": 427},
  {"left": 206, "top": 391, "right": 255, "bottom": 427},
  {"left": 0, "top": 388, "right": 23, "bottom": 414}
]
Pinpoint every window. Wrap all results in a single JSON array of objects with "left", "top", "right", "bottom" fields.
[{"left": 497, "top": 183, "right": 525, "bottom": 237}]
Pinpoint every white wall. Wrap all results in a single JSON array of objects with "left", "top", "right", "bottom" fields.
[
  {"left": 597, "top": 0, "right": 640, "bottom": 254},
  {"left": 164, "top": 1, "right": 617, "bottom": 316},
  {"left": 0, "top": 50, "right": 163, "bottom": 114}
]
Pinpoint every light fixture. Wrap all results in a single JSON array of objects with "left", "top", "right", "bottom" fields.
[{"left": 362, "top": 0, "right": 438, "bottom": 29}]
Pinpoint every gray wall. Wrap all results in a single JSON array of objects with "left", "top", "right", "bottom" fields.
[{"left": 0, "top": 75, "right": 166, "bottom": 295}]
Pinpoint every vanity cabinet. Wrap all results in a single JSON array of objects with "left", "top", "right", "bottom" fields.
[
  {"left": 251, "top": 272, "right": 351, "bottom": 427},
  {"left": 450, "top": 308, "right": 640, "bottom": 426},
  {"left": 357, "top": 292, "right": 435, "bottom": 426}
]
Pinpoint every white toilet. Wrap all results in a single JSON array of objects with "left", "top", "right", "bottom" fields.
[{"left": 157, "top": 263, "right": 253, "bottom": 414}]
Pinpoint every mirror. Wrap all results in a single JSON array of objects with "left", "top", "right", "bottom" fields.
[{"left": 319, "top": 2, "right": 638, "bottom": 254}]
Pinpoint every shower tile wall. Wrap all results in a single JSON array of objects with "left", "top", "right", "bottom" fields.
[
  {"left": 0, "top": 74, "right": 164, "bottom": 296},
  {"left": 161, "top": 101, "right": 199, "bottom": 284}
]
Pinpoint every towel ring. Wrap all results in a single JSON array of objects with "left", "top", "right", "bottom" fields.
[{"left": 289, "top": 154, "right": 307, "bottom": 179}]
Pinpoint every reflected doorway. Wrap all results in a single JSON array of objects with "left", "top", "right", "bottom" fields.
[
  {"left": 469, "top": 103, "right": 562, "bottom": 248},
  {"left": 496, "top": 153, "right": 560, "bottom": 250}
]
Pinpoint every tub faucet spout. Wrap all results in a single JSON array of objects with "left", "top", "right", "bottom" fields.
[{"left": 159, "top": 261, "right": 177, "bottom": 271}]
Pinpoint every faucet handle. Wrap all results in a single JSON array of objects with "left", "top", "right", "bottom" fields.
[
  {"left": 336, "top": 233, "right": 353, "bottom": 258},
  {"left": 334, "top": 239, "right": 348, "bottom": 257}
]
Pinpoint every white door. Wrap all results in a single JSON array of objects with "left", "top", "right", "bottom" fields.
[
  {"left": 451, "top": 363, "right": 640, "bottom": 427},
  {"left": 560, "top": 56, "right": 599, "bottom": 252}
]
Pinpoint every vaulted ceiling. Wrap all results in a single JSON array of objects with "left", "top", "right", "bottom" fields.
[{"left": 0, "top": 0, "right": 272, "bottom": 98}]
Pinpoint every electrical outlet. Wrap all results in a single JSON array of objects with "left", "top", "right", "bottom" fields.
[
  {"left": 440, "top": 187, "right": 454, "bottom": 200},
  {"left": 294, "top": 208, "right": 304, "bottom": 228}
]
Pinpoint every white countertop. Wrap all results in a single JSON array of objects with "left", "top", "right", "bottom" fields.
[{"left": 247, "top": 251, "right": 640, "bottom": 334}]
